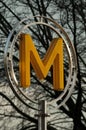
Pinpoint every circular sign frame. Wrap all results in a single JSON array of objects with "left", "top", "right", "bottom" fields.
[{"left": 4, "top": 16, "right": 77, "bottom": 110}]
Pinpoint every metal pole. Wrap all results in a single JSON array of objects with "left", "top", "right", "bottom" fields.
[{"left": 38, "top": 100, "right": 47, "bottom": 130}]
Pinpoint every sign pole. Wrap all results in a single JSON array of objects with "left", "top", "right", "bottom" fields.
[{"left": 38, "top": 100, "right": 48, "bottom": 130}]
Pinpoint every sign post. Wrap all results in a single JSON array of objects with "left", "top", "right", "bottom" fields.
[
  {"left": 35, "top": 100, "right": 49, "bottom": 130},
  {"left": 37, "top": 100, "right": 47, "bottom": 130}
]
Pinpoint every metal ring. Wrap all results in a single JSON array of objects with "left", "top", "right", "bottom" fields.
[{"left": 4, "top": 16, "right": 77, "bottom": 110}]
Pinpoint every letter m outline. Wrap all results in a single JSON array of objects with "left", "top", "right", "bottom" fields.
[{"left": 19, "top": 34, "right": 64, "bottom": 90}]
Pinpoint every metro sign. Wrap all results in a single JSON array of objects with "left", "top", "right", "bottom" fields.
[
  {"left": 19, "top": 34, "right": 64, "bottom": 90},
  {"left": 4, "top": 16, "right": 77, "bottom": 109}
]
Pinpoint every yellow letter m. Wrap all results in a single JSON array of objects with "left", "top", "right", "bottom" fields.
[{"left": 19, "top": 34, "right": 64, "bottom": 91}]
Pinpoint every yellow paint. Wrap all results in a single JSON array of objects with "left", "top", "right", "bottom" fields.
[{"left": 19, "top": 34, "right": 64, "bottom": 90}]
